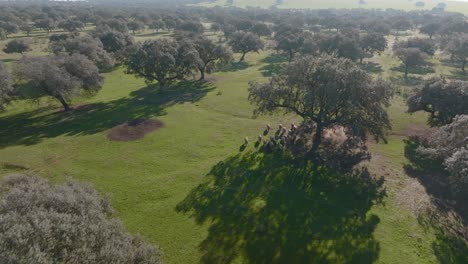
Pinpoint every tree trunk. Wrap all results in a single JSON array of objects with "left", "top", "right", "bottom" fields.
[
  {"left": 404, "top": 64, "right": 409, "bottom": 79},
  {"left": 462, "top": 60, "right": 466, "bottom": 72},
  {"left": 288, "top": 50, "right": 294, "bottom": 64},
  {"left": 199, "top": 67, "right": 205, "bottom": 80},
  {"left": 239, "top": 52, "right": 246, "bottom": 62},
  {"left": 158, "top": 79, "right": 167, "bottom": 90},
  {"left": 56, "top": 96, "right": 71, "bottom": 111},
  {"left": 309, "top": 122, "right": 324, "bottom": 166}
]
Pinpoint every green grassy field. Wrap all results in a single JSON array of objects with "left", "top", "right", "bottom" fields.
[
  {"left": 200, "top": 0, "right": 468, "bottom": 14},
  {"left": 1, "top": 28, "right": 466, "bottom": 263}
]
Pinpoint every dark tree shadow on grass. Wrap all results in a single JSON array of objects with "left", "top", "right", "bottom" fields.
[
  {"left": 0, "top": 58, "right": 16, "bottom": 63},
  {"left": 177, "top": 152, "right": 385, "bottom": 264},
  {"left": 447, "top": 70, "right": 468, "bottom": 81},
  {"left": 259, "top": 54, "right": 287, "bottom": 77},
  {"left": 432, "top": 228, "right": 468, "bottom": 264},
  {"left": 0, "top": 80, "right": 215, "bottom": 148},
  {"left": 259, "top": 63, "right": 283, "bottom": 77},
  {"left": 261, "top": 54, "right": 288, "bottom": 64},
  {"left": 360, "top": 62, "right": 383, "bottom": 74},
  {"left": 389, "top": 75, "right": 424, "bottom": 86},
  {"left": 218, "top": 61, "right": 250, "bottom": 72},
  {"left": 391, "top": 64, "right": 435, "bottom": 75}
]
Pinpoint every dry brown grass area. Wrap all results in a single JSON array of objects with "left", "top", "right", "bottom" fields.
[{"left": 107, "top": 119, "right": 164, "bottom": 141}]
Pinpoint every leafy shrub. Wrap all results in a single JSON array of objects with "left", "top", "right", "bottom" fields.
[{"left": 0, "top": 175, "right": 160, "bottom": 264}]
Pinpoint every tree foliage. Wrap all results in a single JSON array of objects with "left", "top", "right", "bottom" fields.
[
  {"left": 358, "top": 32, "right": 387, "bottom": 63},
  {"left": 250, "top": 23, "right": 271, "bottom": 37},
  {"left": 3, "top": 39, "right": 30, "bottom": 54},
  {"left": 393, "top": 47, "right": 427, "bottom": 79},
  {"left": 94, "top": 26, "right": 135, "bottom": 58},
  {"left": 229, "top": 31, "right": 264, "bottom": 62},
  {"left": 274, "top": 25, "right": 305, "bottom": 62},
  {"left": 176, "top": 20, "right": 204, "bottom": 33},
  {"left": 15, "top": 54, "right": 103, "bottom": 111},
  {"left": 248, "top": 55, "right": 393, "bottom": 164},
  {"left": 49, "top": 34, "right": 114, "bottom": 70},
  {"left": 128, "top": 20, "right": 145, "bottom": 34},
  {"left": 0, "top": 62, "right": 14, "bottom": 110},
  {"left": 444, "top": 33, "right": 468, "bottom": 72},
  {"left": 408, "top": 115, "right": 468, "bottom": 199},
  {"left": 58, "top": 19, "right": 85, "bottom": 32},
  {"left": 408, "top": 77, "right": 468, "bottom": 126},
  {"left": 34, "top": 18, "right": 55, "bottom": 32},
  {"left": 0, "top": 174, "right": 160, "bottom": 264},
  {"left": 183, "top": 34, "right": 232, "bottom": 80},
  {"left": 125, "top": 38, "right": 198, "bottom": 88},
  {"left": 420, "top": 22, "right": 441, "bottom": 38},
  {"left": 314, "top": 32, "right": 361, "bottom": 61}
]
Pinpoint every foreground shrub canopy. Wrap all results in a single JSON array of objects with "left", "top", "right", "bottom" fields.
[{"left": 0, "top": 175, "right": 160, "bottom": 264}]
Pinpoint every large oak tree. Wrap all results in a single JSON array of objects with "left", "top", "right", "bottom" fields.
[
  {"left": 249, "top": 55, "right": 393, "bottom": 162},
  {"left": 229, "top": 31, "right": 264, "bottom": 62}
]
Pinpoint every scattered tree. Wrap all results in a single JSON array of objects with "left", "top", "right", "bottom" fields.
[
  {"left": 358, "top": 32, "right": 387, "bottom": 63},
  {"left": 392, "top": 19, "right": 412, "bottom": 33},
  {"left": 19, "top": 24, "right": 34, "bottom": 36},
  {"left": 407, "top": 77, "right": 468, "bottom": 126},
  {"left": 128, "top": 20, "right": 145, "bottom": 34},
  {"left": 229, "top": 31, "right": 264, "bottom": 62},
  {"left": 177, "top": 20, "right": 204, "bottom": 33},
  {"left": 149, "top": 19, "right": 166, "bottom": 32},
  {"left": 3, "top": 39, "right": 30, "bottom": 54},
  {"left": 58, "top": 19, "right": 85, "bottom": 32},
  {"left": 250, "top": 23, "right": 271, "bottom": 37},
  {"left": 420, "top": 22, "right": 441, "bottom": 39},
  {"left": 274, "top": 25, "right": 305, "bottom": 62},
  {"left": 315, "top": 32, "right": 361, "bottom": 61},
  {"left": 0, "top": 28, "right": 7, "bottom": 40},
  {"left": 125, "top": 39, "right": 197, "bottom": 88},
  {"left": 393, "top": 47, "right": 427, "bottom": 79},
  {"left": 0, "top": 21, "right": 19, "bottom": 37},
  {"left": 94, "top": 26, "right": 135, "bottom": 55},
  {"left": 248, "top": 55, "right": 393, "bottom": 163},
  {"left": 15, "top": 54, "right": 103, "bottom": 111},
  {"left": 189, "top": 35, "right": 232, "bottom": 80},
  {"left": 34, "top": 18, "right": 55, "bottom": 33},
  {"left": 445, "top": 33, "right": 468, "bottom": 72},
  {"left": 100, "top": 19, "right": 128, "bottom": 33},
  {"left": 402, "top": 37, "right": 436, "bottom": 56},
  {"left": 49, "top": 34, "right": 114, "bottom": 70}
]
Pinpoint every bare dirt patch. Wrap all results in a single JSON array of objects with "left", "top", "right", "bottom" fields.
[{"left": 107, "top": 119, "right": 164, "bottom": 142}]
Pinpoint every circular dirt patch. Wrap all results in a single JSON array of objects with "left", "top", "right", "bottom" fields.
[{"left": 107, "top": 119, "right": 164, "bottom": 142}]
